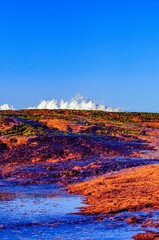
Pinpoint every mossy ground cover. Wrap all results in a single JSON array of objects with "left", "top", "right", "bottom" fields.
[
  {"left": 1, "top": 123, "right": 45, "bottom": 136},
  {"left": 1, "top": 110, "right": 157, "bottom": 137}
]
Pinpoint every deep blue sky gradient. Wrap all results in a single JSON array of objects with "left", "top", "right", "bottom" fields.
[{"left": 1, "top": 1, "right": 159, "bottom": 111}]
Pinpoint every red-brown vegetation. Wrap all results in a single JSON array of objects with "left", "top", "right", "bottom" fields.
[{"left": 69, "top": 164, "right": 159, "bottom": 214}]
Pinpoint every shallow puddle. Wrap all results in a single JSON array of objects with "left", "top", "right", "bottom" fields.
[{"left": 0, "top": 181, "right": 143, "bottom": 240}]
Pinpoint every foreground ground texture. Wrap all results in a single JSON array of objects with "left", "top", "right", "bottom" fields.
[{"left": 1, "top": 109, "right": 159, "bottom": 239}]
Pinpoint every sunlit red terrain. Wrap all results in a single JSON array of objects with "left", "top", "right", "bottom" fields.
[{"left": 1, "top": 109, "right": 159, "bottom": 239}]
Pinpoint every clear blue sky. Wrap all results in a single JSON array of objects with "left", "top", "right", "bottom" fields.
[{"left": 0, "top": 0, "right": 159, "bottom": 111}]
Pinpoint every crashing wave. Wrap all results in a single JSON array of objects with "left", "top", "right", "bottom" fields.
[
  {"left": 36, "top": 95, "right": 121, "bottom": 112},
  {"left": 0, "top": 95, "right": 121, "bottom": 112},
  {"left": 0, "top": 104, "right": 13, "bottom": 110}
]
